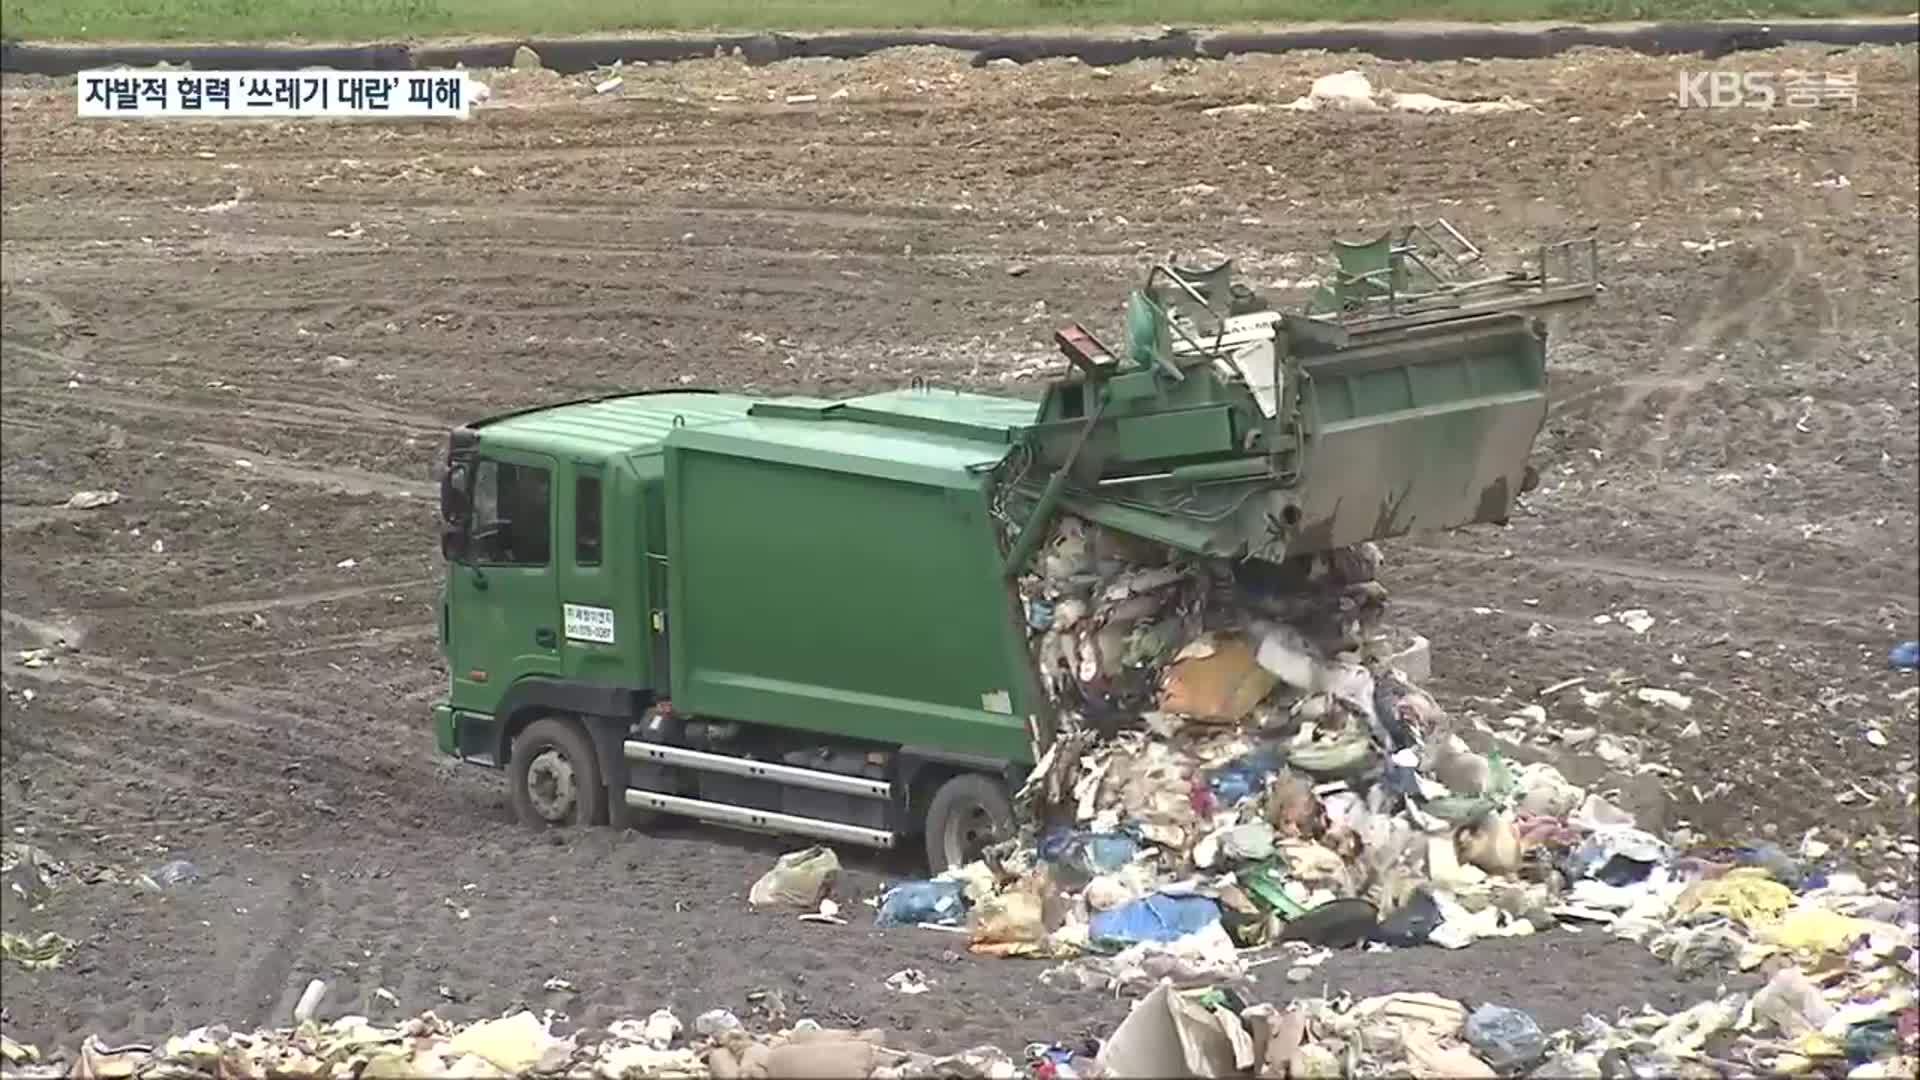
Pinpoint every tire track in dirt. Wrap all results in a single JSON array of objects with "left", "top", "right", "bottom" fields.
[
  {"left": 171, "top": 579, "right": 437, "bottom": 618},
  {"left": 1596, "top": 241, "right": 1805, "bottom": 469},
  {"left": 4, "top": 388, "right": 443, "bottom": 441},
  {"left": 233, "top": 870, "right": 311, "bottom": 1031},
  {"left": 187, "top": 441, "right": 429, "bottom": 501},
  {"left": 0, "top": 287, "right": 94, "bottom": 365},
  {"left": 174, "top": 624, "right": 435, "bottom": 679},
  {"left": 1402, "top": 541, "right": 1909, "bottom": 622},
  {"left": 3, "top": 652, "right": 455, "bottom": 835},
  {"left": 1646, "top": 240, "right": 1805, "bottom": 471}
]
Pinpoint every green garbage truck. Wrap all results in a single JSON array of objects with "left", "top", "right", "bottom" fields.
[{"left": 431, "top": 222, "right": 1597, "bottom": 870}]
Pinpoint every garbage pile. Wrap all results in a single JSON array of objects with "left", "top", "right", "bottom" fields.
[
  {"left": 1096, "top": 972, "right": 1919, "bottom": 1078},
  {"left": 7, "top": 966, "right": 1913, "bottom": 1080},
  {"left": 864, "top": 513, "right": 1614, "bottom": 975},
  {"left": 0, "top": 1008, "right": 1020, "bottom": 1080},
  {"left": 836, "top": 514, "right": 1918, "bottom": 1055}
]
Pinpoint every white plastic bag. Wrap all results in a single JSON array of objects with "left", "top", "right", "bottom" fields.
[{"left": 748, "top": 846, "right": 840, "bottom": 911}]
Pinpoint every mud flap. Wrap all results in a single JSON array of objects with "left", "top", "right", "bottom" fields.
[
  {"left": 583, "top": 717, "right": 641, "bottom": 828},
  {"left": 594, "top": 718, "right": 682, "bottom": 829}
]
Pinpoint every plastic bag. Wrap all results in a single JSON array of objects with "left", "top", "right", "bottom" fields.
[
  {"left": 1731, "top": 842, "right": 1807, "bottom": 889},
  {"left": 1089, "top": 892, "right": 1222, "bottom": 946},
  {"left": 142, "top": 859, "right": 203, "bottom": 890},
  {"left": 1373, "top": 888, "right": 1443, "bottom": 947},
  {"left": 1765, "top": 908, "right": 1881, "bottom": 954},
  {"left": 1565, "top": 828, "right": 1668, "bottom": 885},
  {"left": 1219, "top": 821, "right": 1276, "bottom": 863},
  {"left": 748, "top": 846, "right": 840, "bottom": 911},
  {"left": 971, "top": 889, "right": 1046, "bottom": 945},
  {"left": 1039, "top": 830, "right": 1139, "bottom": 875},
  {"left": 876, "top": 880, "right": 968, "bottom": 927},
  {"left": 1671, "top": 867, "right": 1793, "bottom": 924},
  {"left": 1465, "top": 1004, "right": 1545, "bottom": 1073},
  {"left": 1749, "top": 966, "right": 1835, "bottom": 1039}
]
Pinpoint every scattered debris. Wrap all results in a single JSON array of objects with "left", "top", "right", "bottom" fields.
[
  {"left": 1617, "top": 608, "right": 1656, "bottom": 634},
  {"left": 138, "top": 859, "right": 203, "bottom": 890},
  {"left": 291, "top": 979, "right": 327, "bottom": 1025},
  {"left": 1635, "top": 686, "right": 1694, "bottom": 712},
  {"left": 0, "top": 930, "right": 73, "bottom": 971},
  {"left": 1282, "top": 70, "right": 1532, "bottom": 115},
  {"left": 187, "top": 188, "right": 247, "bottom": 214},
  {"left": 798, "top": 898, "right": 846, "bottom": 925},
  {"left": 62, "top": 490, "right": 121, "bottom": 510},
  {"left": 884, "top": 968, "right": 931, "bottom": 995},
  {"left": 1202, "top": 102, "right": 1269, "bottom": 117}
]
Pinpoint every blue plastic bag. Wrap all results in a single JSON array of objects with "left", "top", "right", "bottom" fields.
[
  {"left": 876, "top": 880, "right": 969, "bottom": 927},
  {"left": 1089, "top": 892, "right": 1221, "bottom": 945},
  {"left": 1733, "top": 842, "right": 1807, "bottom": 890},
  {"left": 1203, "top": 749, "right": 1284, "bottom": 805},
  {"left": 1027, "top": 598, "right": 1055, "bottom": 631},
  {"left": 1039, "top": 829, "right": 1139, "bottom": 875},
  {"left": 1890, "top": 640, "right": 1919, "bottom": 670},
  {"left": 1466, "top": 1004, "right": 1545, "bottom": 1073}
]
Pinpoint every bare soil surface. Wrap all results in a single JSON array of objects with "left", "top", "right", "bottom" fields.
[{"left": 3, "top": 44, "right": 1916, "bottom": 1055}]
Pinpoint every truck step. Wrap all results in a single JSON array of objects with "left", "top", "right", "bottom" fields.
[
  {"left": 623, "top": 789, "right": 895, "bottom": 849},
  {"left": 623, "top": 740, "right": 891, "bottom": 800}
]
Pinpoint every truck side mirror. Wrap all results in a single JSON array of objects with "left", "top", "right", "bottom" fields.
[{"left": 440, "top": 461, "right": 471, "bottom": 561}]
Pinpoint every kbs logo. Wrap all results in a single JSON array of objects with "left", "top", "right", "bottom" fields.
[{"left": 1676, "top": 70, "right": 1859, "bottom": 109}]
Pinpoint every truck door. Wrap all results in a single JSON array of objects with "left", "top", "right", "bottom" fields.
[
  {"left": 447, "top": 449, "right": 562, "bottom": 713},
  {"left": 557, "top": 462, "right": 630, "bottom": 686}
]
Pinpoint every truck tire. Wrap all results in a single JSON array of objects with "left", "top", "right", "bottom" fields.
[
  {"left": 923, "top": 772, "right": 1013, "bottom": 873},
  {"left": 509, "top": 716, "right": 607, "bottom": 828}
]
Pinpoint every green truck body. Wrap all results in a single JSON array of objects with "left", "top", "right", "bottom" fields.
[{"left": 432, "top": 223, "right": 1598, "bottom": 869}]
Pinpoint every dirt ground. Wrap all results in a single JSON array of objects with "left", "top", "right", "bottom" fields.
[{"left": 2, "top": 43, "right": 1916, "bottom": 1055}]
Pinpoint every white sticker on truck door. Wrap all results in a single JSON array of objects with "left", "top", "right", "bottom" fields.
[{"left": 562, "top": 603, "right": 616, "bottom": 644}]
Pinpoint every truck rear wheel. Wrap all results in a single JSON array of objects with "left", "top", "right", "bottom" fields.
[
  {"left": 923, "top": 773, "right": 1013, "bottom": 873},
  {"left": 509, "top": 716, "right": 607, "bottom": 828}
]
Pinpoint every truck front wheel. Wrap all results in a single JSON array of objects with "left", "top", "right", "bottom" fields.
[
  {"left": 923, "top": 773, "right": 1013, "bottom": 873},
  {"left": 509, "top": 716, "right": 607, "bottom": 828}
]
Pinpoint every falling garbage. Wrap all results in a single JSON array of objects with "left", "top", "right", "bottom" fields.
[{"left": 943, "top": 513, "right": 1586, "bottom": 962}]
